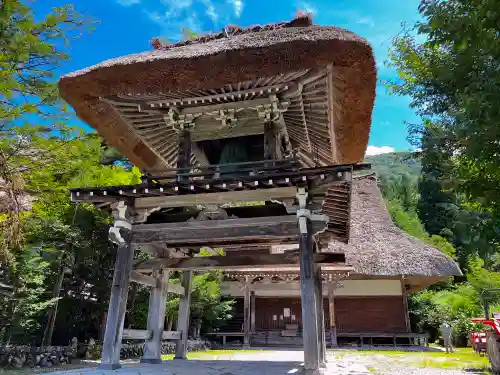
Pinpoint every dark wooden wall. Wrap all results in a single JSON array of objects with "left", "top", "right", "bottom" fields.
[{"left": 252, "top": 296, "right": 408, "bottom": 333}]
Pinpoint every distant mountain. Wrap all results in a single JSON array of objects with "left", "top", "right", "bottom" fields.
[{"left": 364, "top": 152, "right": 421, "bottom": 180}]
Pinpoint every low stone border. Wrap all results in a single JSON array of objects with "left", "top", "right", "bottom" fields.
[
  {"left": 0, "top": 346, "right": 75, "bottom": 369},
  {"left": 0, "top": 339, "right": 211, "bottom": 369}
]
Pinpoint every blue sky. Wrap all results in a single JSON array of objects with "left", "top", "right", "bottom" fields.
[{"left": 35, "top": 0, "right": 422, "bottom": 155}]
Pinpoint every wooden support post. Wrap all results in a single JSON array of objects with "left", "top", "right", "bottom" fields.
[
  {"left": 297, "top": 188, "right": 321, "bottom": 372},
  {"left": 177, "top": 128, "right": 191, "bottom": 181},
  {"left": 100, "top": 202, "right": 134, "bottom": 370},
  {"left": 250, "top": 291, "right": 256, "bottom": 334},
  {"left": 401, "top": 278, "right": 411, "bottom": 333},
  {"left": 328, "top": 284, "right": 338, "bottom": 347},
  {"left": 174, "top": 270, "right": 193, "bottom": 359},
  {"left": 264, "top": 121, "right": 276, "bottom": 160},
  {"left": 263, "top": 117, "right": 292, "bottom": 160},
  {"left": 141, "top": 269, "right": 169, "bottom": 363},
  {"left": 315, "top": 269, "right": 327, "bottom": 367},
  {"left": 243, "top": 280, "right": 251, "bottom": 347}
]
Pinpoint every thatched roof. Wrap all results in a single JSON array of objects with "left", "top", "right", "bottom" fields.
[
  {"left": 226, "top": 175, "right": 461, "bottom": 282},
  {"left": 326, "top": 175, "right": 461, "bottom": 278},
  {"left": 58, "top": 17, "right": 376, "bottom": 172}
]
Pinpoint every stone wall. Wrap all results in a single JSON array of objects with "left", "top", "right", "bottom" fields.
[
  {"left": 0, "top": 339, "right": 211, "bottom": 369},
  {"left": 0, "top": 345, "right": 75, "bottom": 369}
]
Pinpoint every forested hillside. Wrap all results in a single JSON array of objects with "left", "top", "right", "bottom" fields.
[
  {"left": 366, "top": 152, "right": 421, "bottom": 180},
  {"left": 365, "top": 148, "right": 500, "bottom": 342}
]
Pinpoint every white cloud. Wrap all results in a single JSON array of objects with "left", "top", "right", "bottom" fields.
[
  {"left": 145, "top": 0, "right": 244, "bottom": 41},
  {"left": 146, "top": 10, "right": 202, "bottom": 41},
  {"left": 365, "top": 146, "right": 395, "bottom": 156},
  {"left": 116, "top": 0, "right": 141, "bottom": 6},
  {"left": 202, "top": 0, "right": 218, "bottom": 22},
  {"left": 228, "top": 0, "right": 243, "bottom": 17},
  {"left": 356, "top": 17, "right": 375, "bottom": 28}
]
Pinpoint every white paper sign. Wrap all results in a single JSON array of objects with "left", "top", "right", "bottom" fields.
[{"left": 284, "top": 308, "right": 291, "bottom": 318}]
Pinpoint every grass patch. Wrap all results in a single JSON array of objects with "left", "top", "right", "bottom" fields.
[
  {"left": 161, "top": 349, "right": 264, "bottom": 361},
  {"left": 329, "top": 347, "right": 490, "bottom": 372}
]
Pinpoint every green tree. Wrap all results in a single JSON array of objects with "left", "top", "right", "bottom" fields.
[
  {"left": 0, "top": 0, "right": 93, "bottom": 261},
  {"left": 387, "top": 0, "right": 500, "bottom": 220}
]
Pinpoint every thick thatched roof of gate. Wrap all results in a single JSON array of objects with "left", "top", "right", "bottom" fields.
[
  {"left": 58, "top": 16, "right": 376, "bottom": 171},
  {"left": 226, "top": 175, "right": 461, "bottom": 285}
]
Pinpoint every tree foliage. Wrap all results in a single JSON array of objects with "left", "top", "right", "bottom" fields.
[
  {"left": 387, "top": 0, "right": 500, "bottom": 226},
  {"left": 370, "top": 151, "right": 499, "bottom": 343}
]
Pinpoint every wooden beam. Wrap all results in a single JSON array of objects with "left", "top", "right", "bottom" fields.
[
  {"left": 326, "top": 64, "right": 339, "bottom": 163},
  {"left": 243, "top": 282, "right": 251, "bottom": 347},
  {"left": 168, "top": 283, "right": 185, "bottom": 295},
  {"left": 134, "top": 187, "right": 298, "bottom": 209},
  {"left": 315, "top": 268, "right": 327, "bottom": 366},
  {"left": 100, "top": 230, "right": 134, "bottom": 370},
  {"left": 131, "top": 215, "right": 328, "bottom": 246},
  {"left": 250, "top": 291, "right": 256, "bottom": 333},
  {"left": 130, "top": 271, "right": 156, "bottom": 287},
  {"left": 121, "top": 329, "right": 181, "bottom": 340},
  {"left": 177, "top": 129, "right": 191, "bottom": 181},
  {"left": 130, "top": 271, "right": 185, "bottom": 294},
  {"left": 299, "top": 220, "right": 321, "bottom": 371},
  {"left": 142, "top": 270, "right": 169, "bottom": 363},
  {"left": 328, "top": 284, "right": 337, "bottom": 347},
  {"left": 133, "top": 252, "right": 344, "bottom": 271},
  {"left": 123, "top": 329, "right": 151, "bottom": 340},
  {"left": 163, "top": 330, "right": 182, "bottom": 340},
  {"left": 401, "top": 279, "right": 411, "bottom": 333},
  {"left": 175, "top": 271, "right": 193, "bottom": 359}
]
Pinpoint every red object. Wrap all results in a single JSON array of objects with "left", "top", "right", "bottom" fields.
[{"left": 472, "top": 317, "right": 500, "bottom": 335}]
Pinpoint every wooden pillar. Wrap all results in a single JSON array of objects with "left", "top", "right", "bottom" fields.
[
  {"left": 100, "top": 202, "right": 134, "bottom": 370},
  {"left": 250, "top": 291, "right": 256, "bottom": 333},
  {"left": 298, "top": 215, "right": 321, "bottom": 370},
  {"left": 243, "top": 281, "right": 251, "bottom": 347},
  {"left": 401, "top": 279, "right": 411, "bottom": 333},
  {"left": 328, "top": 284, "right": 338, "bottom": 347},
  {"left": 177, "top": 128, "right": 191, "bottom": 181},
  {"left": 174, "top": 270, "right": 193, "bottom": 359},
  {"left": 264, "top": 121, "right": 277, "bottom": 160},
  {"left": 263, "top": 117, "right": 292, "bottom": 160},
  {"left": 315, "top": 269, "right": 327, "bottom": 367},
  {"left": 141, "top": 270, "right": 169, "bottom": 363}
]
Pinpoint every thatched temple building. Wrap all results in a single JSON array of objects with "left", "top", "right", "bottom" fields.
[
  {"left": 59, "top": 15, "right": 459, "bottom": 373},
  {"left": 213, "top": 175, "right": 461, "bottom": 347}
]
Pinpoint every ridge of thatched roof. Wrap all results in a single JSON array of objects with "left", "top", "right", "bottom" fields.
[
  {"left": 150, "top": 13, "right": 315, "bottom": 50},
  {"left": 226, "top": 175, "right": 461, "bottom": 280},
  {"left": 58, "top": 17, "right": 376, "bottom": 171}
]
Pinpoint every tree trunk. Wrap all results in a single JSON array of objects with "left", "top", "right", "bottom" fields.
[
  {"left": 42, "top": 263, "right": 65, "bottom": 348},
  {"left": 166, "top": 315, "right": 173, "bottom": 331}
]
